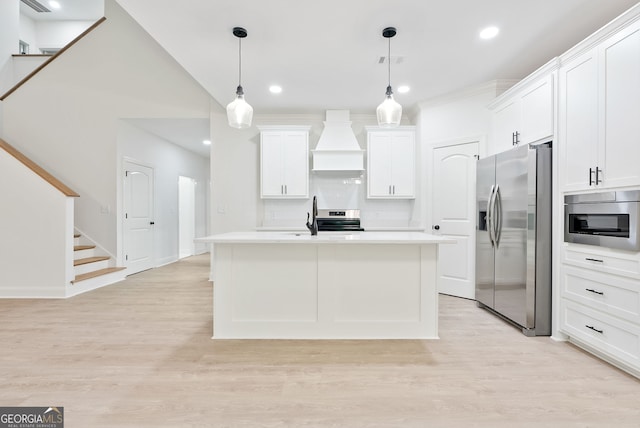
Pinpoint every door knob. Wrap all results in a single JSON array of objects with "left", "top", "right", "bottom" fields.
[{"left": 433, "top": 225, "right": 440, "bottom": 230}]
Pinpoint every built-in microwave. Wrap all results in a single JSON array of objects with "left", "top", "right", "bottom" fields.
[{"left": 564, "top": 190, "right": 640, "bottom": 251}]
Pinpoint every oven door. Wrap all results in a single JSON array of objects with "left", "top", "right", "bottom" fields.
[{"left": 564, "top": 201, "right": 640, "bottom": 251}]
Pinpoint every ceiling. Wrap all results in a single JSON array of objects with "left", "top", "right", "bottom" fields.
[
  {"left": 21, "top": 0, "right": 639, "bottom": 157},
  {"left": 113, "top": 0, "right": 639, "bottom": 114},
  {"left": 19, "top": 0, "right": 103, "bottom": 21}
]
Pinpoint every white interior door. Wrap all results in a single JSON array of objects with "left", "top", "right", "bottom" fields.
[
  {"left": 124, "top": 161, "right": 154, "bottom": 274},
  {"left": 178, "top": 175, "right": 195, "bottom": 259},
  {"left": 432, "top": 142, "right": 478, "bottom": 299}
]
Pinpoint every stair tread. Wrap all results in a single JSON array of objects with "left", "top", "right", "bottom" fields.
[
  {"left": 72, "top": 267, "right": 126, "bottom": 284},
  {"left": 74, "top": 256, "right": 110, "bottom": 266},
  {"left": 74, "top": 245, "right": 95, "bottom": 251}
]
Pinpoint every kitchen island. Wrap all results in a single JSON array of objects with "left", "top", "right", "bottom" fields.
[{"left": 197, "top": 231, "right": 453, "bottom": 339}]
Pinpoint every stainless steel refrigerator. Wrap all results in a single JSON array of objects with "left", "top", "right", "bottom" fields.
[{"left": 475, "top": 143, "right": 551, "bottom": 336}]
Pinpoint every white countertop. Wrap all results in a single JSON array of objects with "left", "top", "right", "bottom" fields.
[
  {"left": 196, "top": 231, "right": 454, "bottom": 245},
  {"left": 255, "top": 226, "right": 426, "bottom": 232}
]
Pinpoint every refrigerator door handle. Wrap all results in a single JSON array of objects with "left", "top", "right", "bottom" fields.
[
  {"left": 494, "top": 185, "right": 503, "bottom": 248},
  {"left": 487, "top": 185, "right": 496, "bottom": 247}
]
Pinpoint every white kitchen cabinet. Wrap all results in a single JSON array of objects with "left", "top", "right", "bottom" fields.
[
  {"left": 259, "top": 126, "right": 310, "bottom": 199},
  {"left": 559, "top": 48, "right": 599, "bottom": 191},
  {"left": 559, "top": 243, "right": 640, "bottom": 378},
  {"left": 366, "top": 127, "right": 415, "bottom": 199},
  {"left": 559, "top": 19, "right": 640, "bottom": 192},
  {"left": 560, "top": 299, "right": 640, "bottom": 376},
  {"left": 599, "top": 21, "right": 640, "bottom": 189},
  {"left": 489, "top": 69, "right": 555, "bottom": 155}
]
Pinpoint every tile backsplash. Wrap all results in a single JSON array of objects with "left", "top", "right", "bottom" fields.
[{"left": 260, "top": 172, "right": 417, "bottom": 229}]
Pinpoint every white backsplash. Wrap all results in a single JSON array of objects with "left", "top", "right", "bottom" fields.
[{"left": 261, "top": 172, "right": 416, "bottom": 229}]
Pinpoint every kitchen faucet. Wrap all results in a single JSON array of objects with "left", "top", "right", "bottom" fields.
[{"left": 306, "top": 196, "right": 318, "bottom": 235}]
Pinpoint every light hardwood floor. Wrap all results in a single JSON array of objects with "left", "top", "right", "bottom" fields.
[{"left": 1, "top": 254, "right": 638, "bottom": 427}]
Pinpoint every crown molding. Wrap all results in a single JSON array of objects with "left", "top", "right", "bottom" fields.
[
  {"left": 487, "top": 57, "right": 560, "bottom": 110},
  {"left": 417, "top": 80, "right": 512, "bottom": 110},
  {"left": 560, "top": 3, "right": 640, "bottom": 64}
]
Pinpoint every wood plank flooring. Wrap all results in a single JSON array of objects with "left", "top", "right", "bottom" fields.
[{"left": 0, "top": 254, "right": 638, "bottom": 427}]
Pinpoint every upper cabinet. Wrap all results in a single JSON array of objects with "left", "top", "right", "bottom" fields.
[
  {"left": 366, "top": 126, "right": 416, "bottom": 199},
  {"left": 559, "top": 19, "right": 640, "bottom": 192},
  {"left": 489, "top": 66, "right": 556, "bottom": 155},
  {"left": 259, "top": 126, "right": 310, "bottom": 199}
]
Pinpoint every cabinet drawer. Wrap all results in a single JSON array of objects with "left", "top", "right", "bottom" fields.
[
  {"left": 561, "top": 266, "right": 640, "bottom": 323},
  {"left": 563, "top": 244, "right": 640, "bottom": 279},
  {"left": 560, "top": 300, "right": 640, "bottom": 368}
]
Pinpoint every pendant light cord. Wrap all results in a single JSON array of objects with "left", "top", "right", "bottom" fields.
[
  {"left": 387, "top": 36, "right": 391, "bottom": 88},
  {"left": 238, "top": 37, "right": 242, "bottom": 87}
]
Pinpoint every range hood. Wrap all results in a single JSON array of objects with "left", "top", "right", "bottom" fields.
[{"left": 312, "top": 110, "right": 364, "bottom": 171}]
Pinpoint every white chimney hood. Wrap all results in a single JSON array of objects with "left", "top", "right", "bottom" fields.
[{"left": 312, "top": 110, "right": 364, "bottom": 171}]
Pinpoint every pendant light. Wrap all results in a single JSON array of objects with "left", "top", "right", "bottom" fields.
[
  {"left": 376, "top": 27, "right": 402, "bottom": 128},
  {"left": 226, "top": 27, "right": 253, "bottom": 129}
]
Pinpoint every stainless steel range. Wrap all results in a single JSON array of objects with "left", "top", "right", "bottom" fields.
[{"left": 316, "top": 209, "right": 364, "bottom": 232}]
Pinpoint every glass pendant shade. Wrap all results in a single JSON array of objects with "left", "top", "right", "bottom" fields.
[
  {"left": 377, "top": 27, "right": 402, "bottom": 128},
  {"left": 377, "top": 87, "right": 402, "bottom": 128},
  {"left": 227, "top": 27, "right": 252, "bottom": 129},
  {"left": 226, "top": 86, "right": 253, "bottom": 129}
]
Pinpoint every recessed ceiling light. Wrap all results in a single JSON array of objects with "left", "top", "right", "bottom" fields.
[
  {"left": 203, "top": 140, "right": 211, "bottom": 146},
  {"left": 49, "top": 1, "right": 61, "bottom": 10},
  {"left": 397, "top": 86, "right": 410, "bottom": 94},
  {"left": 480, "top": 26, "right": 500, "bottom": 40},
  {"left": 269, "top": 85, "right": 282, "bottom": 94}
]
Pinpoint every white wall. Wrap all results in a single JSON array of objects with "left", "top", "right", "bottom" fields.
[
  {"left": 0, "top": 148, "right": 74, "bottom": 297},
  {"left": 210, "top": 112, "right": 259, "bottom": 234},
  {"left": 11, "top": 55, "right": 48, "bottom": 84},
  {"left": 35, "top": 20, "right": 96, "bottom": 52},
  {"left": 118, "top": 120, "right": 209, "bottom": 266},
  {"left": 178, "top": 175, "right": 196, "bottom": 258},
  {"left": 0, "top": 0, "right": 20, "bottom": 95},
  {"left": 1, "top": 0, "right": 212, "bottom": 257},
  {"left": 210, "top": 112, "right": 418, "bottom": 234},
  {"left": 18, "top": 13, "right": 37, "bottom": 53},
  {"left": 416, "top": 82, "right": 502, "bottom": 230}
]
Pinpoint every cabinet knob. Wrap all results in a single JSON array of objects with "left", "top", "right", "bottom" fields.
[{"left": 433, "top": 225, "right": 440, "bottom": 230}]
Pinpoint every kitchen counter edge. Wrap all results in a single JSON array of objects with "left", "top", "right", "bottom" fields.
[{"left": 196, "top": 231, "right": 454, "bottom": 245}]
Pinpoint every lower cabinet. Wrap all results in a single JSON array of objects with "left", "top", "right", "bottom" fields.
[
  {"left": 560, "top": 299, "right": 640, "bottom": 374},
  {"left": 559, "top": 244, "right": 640, "bottom": 377}
]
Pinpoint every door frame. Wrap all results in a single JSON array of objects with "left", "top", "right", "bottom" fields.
[
  {"left": 121, "top": 157, "right": 156, "bottom": 272},
  {"left": 424, "top": 135, "right": 487, "bottom": 299},
  {"left": 424, "top": 134, "right": 487, "bottom": 234},
  {"left": 178, "top": 175, "right": 196, "bottom": 259}
]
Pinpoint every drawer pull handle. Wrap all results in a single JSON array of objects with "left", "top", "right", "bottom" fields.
[
  {"left": 585, "top": 325, "right": 603, "bottom": 334},
  {"left": 585, "top": 288, "right": 604, "bottom": 295},
  {"left": 585, "top": 258, "right": 604, "bottom": 263}
]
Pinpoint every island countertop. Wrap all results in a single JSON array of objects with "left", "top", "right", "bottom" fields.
[{"left": 196, "top": 231, "right": 454, "bottom": 245}]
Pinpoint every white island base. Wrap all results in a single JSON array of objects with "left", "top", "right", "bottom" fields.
[{"left": 203, "top": 232, "right": 451, "bottom": 339}]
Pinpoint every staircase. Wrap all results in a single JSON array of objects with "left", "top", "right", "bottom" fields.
[{"left": 68, "top": 231, "right": 127, "bottom": 297}]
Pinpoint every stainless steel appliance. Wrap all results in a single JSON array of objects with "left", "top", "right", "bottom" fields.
[
  {"left": 564, "top": 190, "right": 640, "bottom": 251},
  {"left": 316, "top": 209, "right": 364, "bottom": 232},
  {"left": 475, "top": 143, "right": 552, "bottom": 336}
]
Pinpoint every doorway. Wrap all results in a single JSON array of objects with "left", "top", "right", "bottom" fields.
[
  {"left": 432, "top": 141, "right": 479, "bottom": 299},
  {"left": 178, "top": 176, "right": 196, "bottom": 259},
  {"left": 123, "top": 160, "right": 155, "bottom": 274}
]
